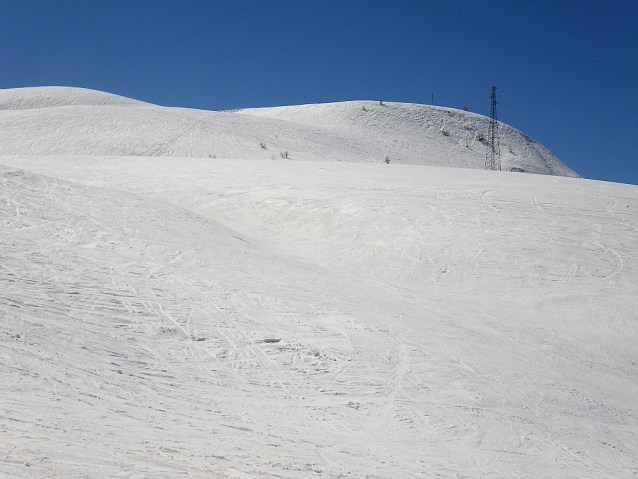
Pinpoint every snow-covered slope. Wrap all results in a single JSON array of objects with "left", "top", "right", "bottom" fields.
[
  {"left": 1, "top": 87, "right": 636, "bottom": 479},
  {"left": 0, "top": 87, "right": 578, "bottom": 176},
  {"left": 240, "top": 101, "right": 578, "bottom": 176},
  {"left": 0, "top": 86, "right": 148, "bottom": 110}
]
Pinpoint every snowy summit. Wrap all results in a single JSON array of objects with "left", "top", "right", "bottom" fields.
[
  {"left": 0, "top": 86, "right": 578, "bottom": 176},
  {"left": 0, "top": 87, "right": 636, "bottom": 479}
]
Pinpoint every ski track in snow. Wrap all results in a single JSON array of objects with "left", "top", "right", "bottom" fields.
[
  {"left": 0, "top": 168, "right": 411, "bottom": 478},
  {"left": 0, "top": 87, "right": 637, "bottom": 478}
]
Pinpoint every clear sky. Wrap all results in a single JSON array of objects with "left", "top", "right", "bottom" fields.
[{"left": 1, "top": 0, "right": 636, "bottom": 185}]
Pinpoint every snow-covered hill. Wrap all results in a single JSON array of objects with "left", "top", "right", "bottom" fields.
[
  {"left": 0, "top": 86, "right": 149, "bottom": 110},
  {"left": 1, "top": 87, "right": 636, "bottom": 479},
  {"left": 0, "top": 87, "right": 578, "bottom": 176}
]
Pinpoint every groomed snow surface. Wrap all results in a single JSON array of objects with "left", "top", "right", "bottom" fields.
[{"left": 1, "top": 87, "right": 636, "bottom": 478}]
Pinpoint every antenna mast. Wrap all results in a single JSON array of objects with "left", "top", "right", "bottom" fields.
[{"left": 485, "top": 86, "right": 501, "bottom": 171}]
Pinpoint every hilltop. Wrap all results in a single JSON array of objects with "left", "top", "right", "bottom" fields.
[{"left": 0, "top": 87, "right": 578, "bottom": 177}]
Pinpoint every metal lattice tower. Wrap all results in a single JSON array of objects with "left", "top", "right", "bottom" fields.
[{"left": 485, "top": 86, "right": 501, "bottom": 171}]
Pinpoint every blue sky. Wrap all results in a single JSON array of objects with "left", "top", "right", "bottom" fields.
[{"left": 1, "top": 0, "right": 636, "bottom": 185}]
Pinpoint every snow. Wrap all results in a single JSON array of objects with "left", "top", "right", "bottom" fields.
[
  {"left": 0, "top": 86, "right": 149, "bottom": 110},
  {"left": 1, "top": 87, "right": 637, "bottom": 478},
  {"left": 0, "top": 87, "right": 578, "bottom": 177}
]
